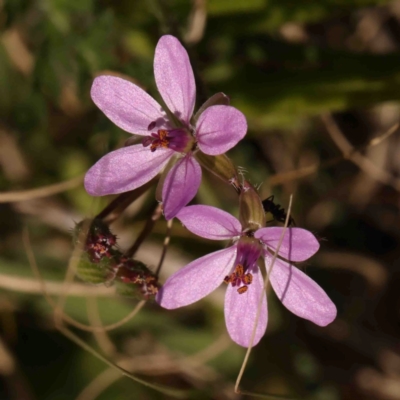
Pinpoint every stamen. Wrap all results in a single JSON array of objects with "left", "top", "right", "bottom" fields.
[
  {"left": 148, "top": 121, "right": 157, "bottom": 131},
  {"left": 224, "top": 264, "right": 253, "bottom": 294},
  {"left": 237, "top": 286, "right": 248, "bottom": 294},
  {"left": 243, "top": 273, "right": 252, "bottom": 285},
  {"left": 142, "top": 128, "right": 190, "bottom": 152}
]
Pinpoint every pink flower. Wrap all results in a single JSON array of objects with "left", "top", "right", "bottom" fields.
[
  {"left": 84, "top": 35, "right": 247, "bottom": 220},
  {"left": 156, "top": 205, "right": 337, "bottom": 347}
]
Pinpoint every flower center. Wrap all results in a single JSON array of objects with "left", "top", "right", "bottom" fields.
[
  {"left": 224, "top": 264, "right": 253, "bottom": 294},
  {"left": 224, "top": 237, "right": 262, "bottom": 294},
  {"left": 142, "top": 128, "right": 191, "bottom": 153}
]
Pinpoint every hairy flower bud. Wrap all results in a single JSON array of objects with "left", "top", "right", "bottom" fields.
[
  {"left": 72, "top": 219, "right": 158, "bottom": 299},
  {"left": 238, "top": 181, "right": 265, "bottom": 230},
  {"left": 195, "top": 152, "right": 240, "bottom": 190}
]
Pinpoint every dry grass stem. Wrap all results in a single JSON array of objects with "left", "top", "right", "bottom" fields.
[
  {"left": 269, "top": 120, "right": 399, "bottom": 186},
  {"left": 0, "top": 175, "right": 84, "bottom": 203},
  {"left": 0, "top": 128, "right": 30, "bottom": 182},
  {"left": 59, "top": 325, "right": 188, "bottom": 398},
  {"left": 75, "top": 368, "right": 121, "bottom": 400},
  {"left": 184, "top": 0, "right": 207, "bottom": 44},
  {"left": 86, "top": 297, "right": 117, "bottom": 356},
  {"left": 235, "top": 195, "right": 294, "bottom": 398},
  {"left": 184, "top": 333, "right": 231, "bottom": 365},
  {"left": 60, "top": 301, "right": 146, "bottom": 333},
  {"left": 54, "top": 220, "right": 91, "bottom": 328},
  {"left": 315, "top": 251, "right": 387, "bottom": 291},
  {"left": 0, "top": 336, "right": 16, "bottom": 375},
  {"left": 0, "top": 273, "right": 115, "bottom": 297},
  {"left": 322, "top": 114, "right": 400, "bottom": 191},
  {"left": 75, "top": 340, "right": 229, "bottom": 399},
  {"left": 1, "top": 28, "right": 34, "bottom": 76}
]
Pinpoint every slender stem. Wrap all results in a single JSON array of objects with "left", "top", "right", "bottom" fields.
[
  {"left": 95, "top": 177, "right": 157, "bottom": 224},
  {"left": 155, "top": 218, "right": 173, "bottom": 276},
  {"left": 125, "top": 203, "right": 163, "bottom": 258}
]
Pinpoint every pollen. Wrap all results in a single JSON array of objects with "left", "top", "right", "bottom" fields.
[
  {"left": 224, "top": 264, "right": 253, "bottom": 294},
  {"left": 243, "top": 273, "right": 253, "bottom": 285},
  {"left": 149, "top": 130, "right": 169, "bottom": 151},
  {"left": 237, "top": 286, "right": 248, "bottom": 294}
]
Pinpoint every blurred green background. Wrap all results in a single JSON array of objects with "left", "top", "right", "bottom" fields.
[{"left": 1, "top": 0, "right": 400, "bottom": 399}]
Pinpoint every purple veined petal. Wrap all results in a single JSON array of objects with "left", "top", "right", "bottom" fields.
[
  {"left": 84, "top": 144, "right": 174, "bottom": 196},
  {"left": 255, "top": 227, "right": 320, "bottom": 262},
  {"left": 91, "top": 76, "right": 168, "bottom": 136},
  {"left": 154, "top": 35, "right": 196, "bottom": 125},
  {"left": 176, "top": 205, "right": 242, "bottom": 240},
  {"left": 162, "top": 155, "right": 201, "bottom": 220},
  {"left": 156, "top": 246, "right": 237, "bottom": 309},
  {"left": 224, "top": 266, "right": 268, "bottom": 347},
  {"left": 196, "top": 105, "right": 247, "bottom": 156},
  {"left": 266, "top": 254, "right": 337, "bottom": 326}
]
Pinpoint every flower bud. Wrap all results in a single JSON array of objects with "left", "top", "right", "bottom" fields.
[
  {"left": 73, "top": 219, "right": 117, "bottom": 263},
  {"left": 239, "top": 180, "right": 265, "bottom": 230},
  {"left": 115, "top": 257, "right": 159, "bottom": 299},
  {"left": 195, "top": 152, "right": 240, "bottom": 191}
]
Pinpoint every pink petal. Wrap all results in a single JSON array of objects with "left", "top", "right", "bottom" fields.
[
  {"left": 255, "top": 227, "right": 320, "bottom": 262},
  {"left": 154, "top": 35, "right": 195, "bottom": 125},
  {"left": 266, "top": 255, "right": 337, "bottom": 326},
  {"left": 156, "top": 246, "right": 237, "bottom": 309},
  {"left": 91, "top": 76, "right": 168, "bottom": 136},
  {"left": 224, "top": 267, "right": 268, "bottom": 347},
  {"left": 162, "top": 155, "right": 201, "bottom": 220},
  {"left": 196, "top": 105, "right": 247, "bottom": 156},
  {"left": 176, "top": 205, "right": 242, "bottom": 240},
  {"left": 84, "top": 144, "right": 173, "bottom": 196}
]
